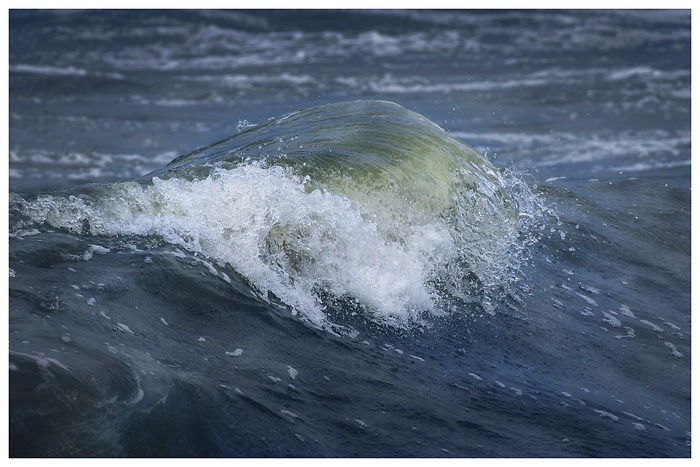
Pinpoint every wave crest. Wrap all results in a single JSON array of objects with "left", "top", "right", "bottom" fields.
[{"left": 10, "top": 101, "right": 543, "bottom": 329}]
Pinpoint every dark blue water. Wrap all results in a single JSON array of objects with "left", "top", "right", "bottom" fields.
[{"left": 8, "top": 10, "right": 691, "bottom": 457}]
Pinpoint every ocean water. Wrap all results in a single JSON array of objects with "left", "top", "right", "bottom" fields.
[{"left": 7, "top": 10, "right": 691, "bottom": 457}]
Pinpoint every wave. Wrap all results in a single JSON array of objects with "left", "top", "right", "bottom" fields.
[
  {"left": 10, "top": 100, "right": 543, "bottom": 330},
  {"left": 9, "top": 63, "right": 125, "bottom": 80}
]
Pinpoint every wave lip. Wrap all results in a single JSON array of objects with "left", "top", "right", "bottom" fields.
[{"left": 11, "top": 100, "right": 538, "bottom": 329}]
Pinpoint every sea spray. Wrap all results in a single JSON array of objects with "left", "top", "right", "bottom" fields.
[{"left": 10, "top": 101, "right": 543, "bottom": 328}]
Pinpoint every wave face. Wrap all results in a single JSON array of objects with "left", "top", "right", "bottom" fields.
[{"left": 11, "top": 100, "right": 539, "bottom": 329}]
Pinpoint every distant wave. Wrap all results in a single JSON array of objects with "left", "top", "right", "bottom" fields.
[{"left": 9, "top": 63, "right": 125, "bottom": 79}]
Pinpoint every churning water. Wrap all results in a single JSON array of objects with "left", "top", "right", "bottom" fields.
[{"left": 8, "top": 10, "right": 690, "bottom": 457}]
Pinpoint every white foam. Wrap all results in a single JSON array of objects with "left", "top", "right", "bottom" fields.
[
  {"left": 594, "top": 409, "right": 619, "bottom": 422},
  {"left": 580, "top": 285, "right": 599, "bottom": 295},
  {"left": 10, "top": 64, "right": 88, "bottom": 76},
  {"left": 664, "top": 342, "right": 683, "bottom": 358},
  {"left": 280, "top": 409, "right": 298, "bottom": 419},
  {"left": 640, "top": 320, "right": 663, "bottom": 332},
  {"left": 602, "top": 312, "right": 622, "bottom": 328},
  {"left": 614, "top": 326, "right": 636, "bottom": 340},
  {"left": 623, "top": 411, "right": 644, "bottom": 421},
  {"left": 576, "top": 293, "right": 598, "bottom": 307},
  {"left": 619, "top": 304, "right": 636, "bottom": 318},
  {"left": 13, "top": 166, "right": 463, "bottom": 327},
  {"left": 115, "top": 323, "right": 134, "bottom": 334}
]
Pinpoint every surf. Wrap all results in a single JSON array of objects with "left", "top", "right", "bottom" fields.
[{"left": 10, "top": 100, "right": 541, "bottom": 329}]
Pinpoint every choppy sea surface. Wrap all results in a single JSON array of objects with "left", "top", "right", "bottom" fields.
[{"left": 7, "top": 10, "right": 691, "bottom": 457}]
